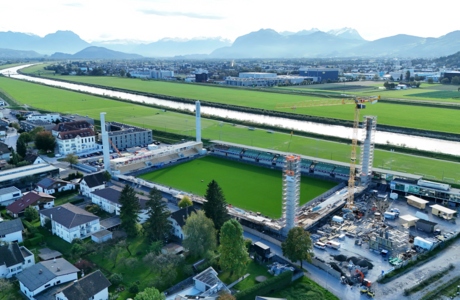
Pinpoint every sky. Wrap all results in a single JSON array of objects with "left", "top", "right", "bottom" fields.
[{"left": 2, "top": 0, "right": 459, "bottom": 43}]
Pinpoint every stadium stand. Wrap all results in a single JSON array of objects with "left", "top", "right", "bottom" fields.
[
  {"left": 313, "top": 163, "right": 336, "bottom": 175},
  {"left": 258, "top": 152, "right": 275, "bottom": 165},
  {"left": 242, "top": 149, "right": 260, "bottom": 161},
  {"left": 333, "top": 166, "right": 350, "bottom": 178}
]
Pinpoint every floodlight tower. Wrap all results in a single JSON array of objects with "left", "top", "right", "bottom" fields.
[
  {"left": 100, "top": 112, "right": 111, "bottom": 173},
  {"left": 360, "top": 116, "right": 377, "bottom": 185},
  {"left": 195, "top": 101, "right": 201, "bottom": 143},
  {"left": 282, "top": 155, "right": 301, "bottom": 234}
]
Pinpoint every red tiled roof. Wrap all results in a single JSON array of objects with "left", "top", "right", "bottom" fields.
[{"left": 6, "top": 191, "right": 55, "bottom": 214}]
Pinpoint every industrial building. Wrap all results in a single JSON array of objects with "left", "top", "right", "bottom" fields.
[
  {"left": 225, "top": 72, "right": 309, "bottom": 87},
  {"left": 195, "top": 68, "right": 208, "bottom": 83},
  {"left": 299, "top": 68, "right": 339, "bottom": 82},
  {"left": 0, "top": 164, "right": 59, "bottom": 189},
  {"left": 20, "top": 120, "right": 55, "bottom": 132},
  {"left": 106, "top": 122, "right": 153, "bottom": 151},
  {"left": 130, "top": 69, "right": 174, "bottom": 79}
]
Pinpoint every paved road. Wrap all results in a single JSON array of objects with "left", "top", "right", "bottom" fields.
[
  {"left": 243, "top": 231, "right": 368, "bottom": 300},
  {"left": 4, "top": 127, "right": 18, "bottom": 150}
]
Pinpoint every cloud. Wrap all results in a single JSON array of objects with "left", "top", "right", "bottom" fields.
[
  {"left": 139, "top": 9, "right": 223, "bottom": 20},
  {"left": 63, "top": 2, "right": 83, "bottom": 7}
]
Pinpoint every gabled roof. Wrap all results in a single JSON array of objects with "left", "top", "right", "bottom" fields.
[
  {"left": 52, "top": 121, "right": 92, "bottom": 132},
  {"left": 91, "top": 186, "right": 149, "bottom": 208},
  {"left": 169, "top": 206, "right": 197, "bottom": 228},
  {"left": 6, "top": 191, "right": 55, "bottom": 214},
  {"left": 0, "top": 218, "right": 24, "bottom": 236},
  {"left": 0, "top": 142, "right": 10, "bottom": 155},
  {"left": 0, "top": 243, "right": 25, "bottom": 267},
  {"left": 58, "top": 270, "right": 111, "bottom": 300},
  {"left": 57, "top": 128, "right": 95, "bottom": 140},
  {"left": 24, "top": 154, "right": 39, "bottom": 164},
  {"left": 37, "top": 178, "right": 70, "bottom": 189},
  {"left": 79, "top": 172, "right": 106, "bottom": 188},
  {"left": 40, "top": 203, "right": 99, "bottom": 229},
  {"left": 17, "top": 258, "right": 79, "bottom": 291}
]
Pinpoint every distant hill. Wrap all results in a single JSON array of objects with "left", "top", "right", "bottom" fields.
[
  {"left": 434, "top": 50, "right": 460, "bottom": 68},
  {"left": 131, "top": 38, "right": 231, "bottom": 57},
  {"left": 0, "top": 30, "right": 89, "bottom": 55},
  {"left": 327, "top": 27, "right": 364, "bottom": 40},
  {"left": 50, "top": 46, "right": 143, "bottom": 59},
  {"left": 0, "top": 48, "right": 42, "bottom": 59}
]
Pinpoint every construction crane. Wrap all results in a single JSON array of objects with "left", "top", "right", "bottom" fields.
[
  {"left": 109, "top": 139, "right": 122, "bottom": 157},
  {"left": 277, "top": 95, "right": 379, "bottom": 208}
]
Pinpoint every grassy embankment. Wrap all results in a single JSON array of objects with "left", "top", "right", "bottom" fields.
[{"left": 1, "top": 76, "right": 459, "bottom": 182}]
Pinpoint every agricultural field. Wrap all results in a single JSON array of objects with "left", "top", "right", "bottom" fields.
[
  {"left": 1, "top": 76, "right": 460, "bottom": 181},
  {"left": 19, "top": 65, "right": 460, "bottom": 133},
  {"left": 139, "top": 156, "right": 337, "bottom": 218}
]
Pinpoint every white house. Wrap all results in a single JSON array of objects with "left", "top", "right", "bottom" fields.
[
  {"left": 168, "top": 206, "right": 197, "bottom": 240},
  {"left": 54, "top": 270, "right": 111, "bottom": 300},
  {"left": 0, "top": 218, "right": 24, "bottom": 243},
  {"left": 17, "top": 258, "right": 79, "bottom": 300},
  {"left": 26, "top": 113, "right": 60, "bottom": 123},
  {"left": 0, "top": 243, "right": 35, "bottom": 279},
  {"left": 52, "top": 121, "right": 97, "bottom": 155},
  {"left": 0, "top": 186, "right": 22, "bottom": 206},
  {"left": 36, "top": 178, "right": 75, "bottom": 195},
  {"left": 39, "top": 203, "right": 100, "bottom": 243},
  {"left": 90, "top": 186, "right": 149, "bottom": 223},
  {"left": 79, "top": 172, "right": 106, "bottom": 198},
  {"left": 24, "top": 154, "right": 46, "bottom": 165}
]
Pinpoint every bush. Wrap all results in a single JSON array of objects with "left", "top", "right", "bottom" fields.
[
  {"left": 24, "top": 233, "right": 44, "bottom": 247},
  {"left": 109, "top": 273, "right": 123, "bottom": 286},
  {"left": 235, "top": 271, "right": 293, "bottom": 300},
  {"left": 22, "top": 220, "right": 39, "bottom": 235},
  {"left": 129, "top": 283, "right": 139, "bottom": 294},
  {"left": 70, "top": 198, "right": 85, "bottom": 205}
]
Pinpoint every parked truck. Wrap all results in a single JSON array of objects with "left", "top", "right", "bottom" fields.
[{"left": 384, "top": 211, "right": 398, "bottom": 220}]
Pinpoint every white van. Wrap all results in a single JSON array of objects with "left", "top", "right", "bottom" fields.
[
  {"left": 314, "top": 242, "right": 326, "bottom": 250},
  {"left": 326, "top": 241, "right": 341, "bottom": 249}
]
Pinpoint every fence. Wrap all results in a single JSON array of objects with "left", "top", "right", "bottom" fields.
[
  {"left": 243, "top": 225, "right": 282, "bottom": 246},
  {"left": 311, "top": 257, "right": 341, "bottom": 279}
]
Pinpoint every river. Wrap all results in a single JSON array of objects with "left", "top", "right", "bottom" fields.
[{"left": 1, "top": 65, "right": 459, "bottom": 156}]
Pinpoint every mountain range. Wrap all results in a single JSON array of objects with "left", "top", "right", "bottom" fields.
[{"left": 1, "top": 28, "right": 460, "bottom": 59}]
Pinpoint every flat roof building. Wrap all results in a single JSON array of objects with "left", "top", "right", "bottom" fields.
[
  {"left": 0, "top": 163, "right": 59, "bottom": 189},
  {"left": 106, "top": 122, "right": 153, "bottom": 151}
]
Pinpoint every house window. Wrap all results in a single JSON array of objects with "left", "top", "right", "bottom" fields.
[{"left": 45, "top": 284, "right": 51, "bottom": 288}]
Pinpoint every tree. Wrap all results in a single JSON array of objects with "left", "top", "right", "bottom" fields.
[
  {"left": 441, "top": 78, "right": 450, "bottom": 84},
  {"left": 203, "top": 180, "right": 229, "bottom": 231},
  {"left": 119, "top": 185, "right": 140, "bottom": 237},
  {"left": 0, "top": 278, "right": 15, "bottom": 300},
  {"left": 152, "top": 253, "right": 182, "bottom": 286},
  {"left": 109, "top": 273, "right": 123, "bottom": 286},
  {"left": 29, "top": 126, "right": 44, "bottom": 139},
  {"left": 183, "top": 210, "right": 217, "bottom": 258},
  {"left": 143, "top": 187, "right": 171, "bottom": 242},
  {"left": 18, "top": 132, "right": 32, "bottom": 144},
  {"left": 405, "top": 71, "right": 410, "bottom": 81},
  {"left": 219, "top": 219, "right": 249, "bottom": 277},
  {"left": 34, "top": 131, "right": 56, "bottom": 152},
  {"left": 120, "top": 69, "right": 126, "bottom": 77},
  {"left": 24, "top": 206, "right": 39, "bottom": 221},
  {"left": 218, "top": 293, "right": 236, "bottom": 300},
  {"left": 178, "top": 195, "right": 193, "bottom": 209},
  {"left": 427, "top": 78, "right": 434, "bottom": 84},
  {"left": 281, "top": 227, "right": 313, "bottom": 269},
  {"left": 134, "top": 287, "right": 165, "bottom": 300},
  {"left": 103, "top": 170, "right": 112, "bottom": 182},
  {"left": 452, "top": 76, "right": 460, "bottom": 85},
  {"left": 16, "top": 138, "right": 27, "bottom": 158},
  {"left": 9, "top": 149, "right": 21, "bottom": 166},
  {"left": 10, "top": 122, "right": 20, "bottom": 130},
  {"left": 63, "top": 153, "right": 79, "bottom": 168}
]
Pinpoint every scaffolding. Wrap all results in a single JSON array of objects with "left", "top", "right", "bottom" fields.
[
  {"left": 281, "top": 155, "right": 301, "bottom": 234},
  {"left": 360, "top": 116, "right": 377, "bottom": 186}
]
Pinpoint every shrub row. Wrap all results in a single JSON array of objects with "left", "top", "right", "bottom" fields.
[
  {"left": 235, "top": 270, "right": 292, "bottom": 300},
  {"left": 24, "top": 233, "right": 44, "bottom": 247},
  {"left": 403, "top": 264, "right": 454, "bottom": 295},
  {"left": 22, "top": 220, "right": 39, "bottom": 235},
  {"left": 70, "top": 198, "right": 85, "bottom": 205}
]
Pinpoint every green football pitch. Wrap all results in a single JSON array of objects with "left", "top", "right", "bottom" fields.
[{"left": 139, "top": 156, "right": 338, "bottom": 219}]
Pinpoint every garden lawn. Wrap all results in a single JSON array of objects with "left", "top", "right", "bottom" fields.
[
  {"left": 140, "top": 156, "right": 337, "bottom": 219},
  {"left": 219, "top": 261, "right": 273, "bottom": 291},
  {"left": 17, "top": 66, "right": 460, "bottom": 133},
  {"left": 268, "top": 276, "right": 338, "bottom": 300},
  {"left": 1, "top": 76, "right": 459, "bottom": 181}
]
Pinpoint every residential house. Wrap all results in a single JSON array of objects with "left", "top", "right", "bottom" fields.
[
  {"left": 17, "top": 258, "right": 79, "bottom": 300},
  {"left": 54, "top": 270, "right": 111, "bottom": 300},
  {"left": 0, "top": 142, "right": 10, "bottom": 160},
  {"left": 0, "top": 186, "right": 22, "bottom": 206},
  {"left": 24, "top": 154, "right": 46, "bottom": 165},
  {"left": 0, "top": 218, "right": 24, "bottom": 243},
  {"left": 90, "top": 186, "right": 149, "bottom": 223},
  {"left": 40, "top": 203, "right": 100, "bottom": 243},
  {"left": 36, "top": 178, "right": 76, "bottom": 195},
  {"left": 0, "top": 243, "right": 35, "bottom": 279},
  {"left": 6, "top": 191, "right": 55, "bottom": 218},
  {"left": 168, "top": 206, "right": 197, "bottom": 240},
  {"left": 79, "top": 172, "right": 106, "bottom": 197},
  {"left": 166, "top": 267, "right": 230, "bottom": 300},
  {"left": 52, "top": 121, "right": 97, "bottom": 155}
]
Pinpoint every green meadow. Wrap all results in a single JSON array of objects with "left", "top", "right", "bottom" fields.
[{"left": 1, "top": 76, "right": 460, "bottom": 182}]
